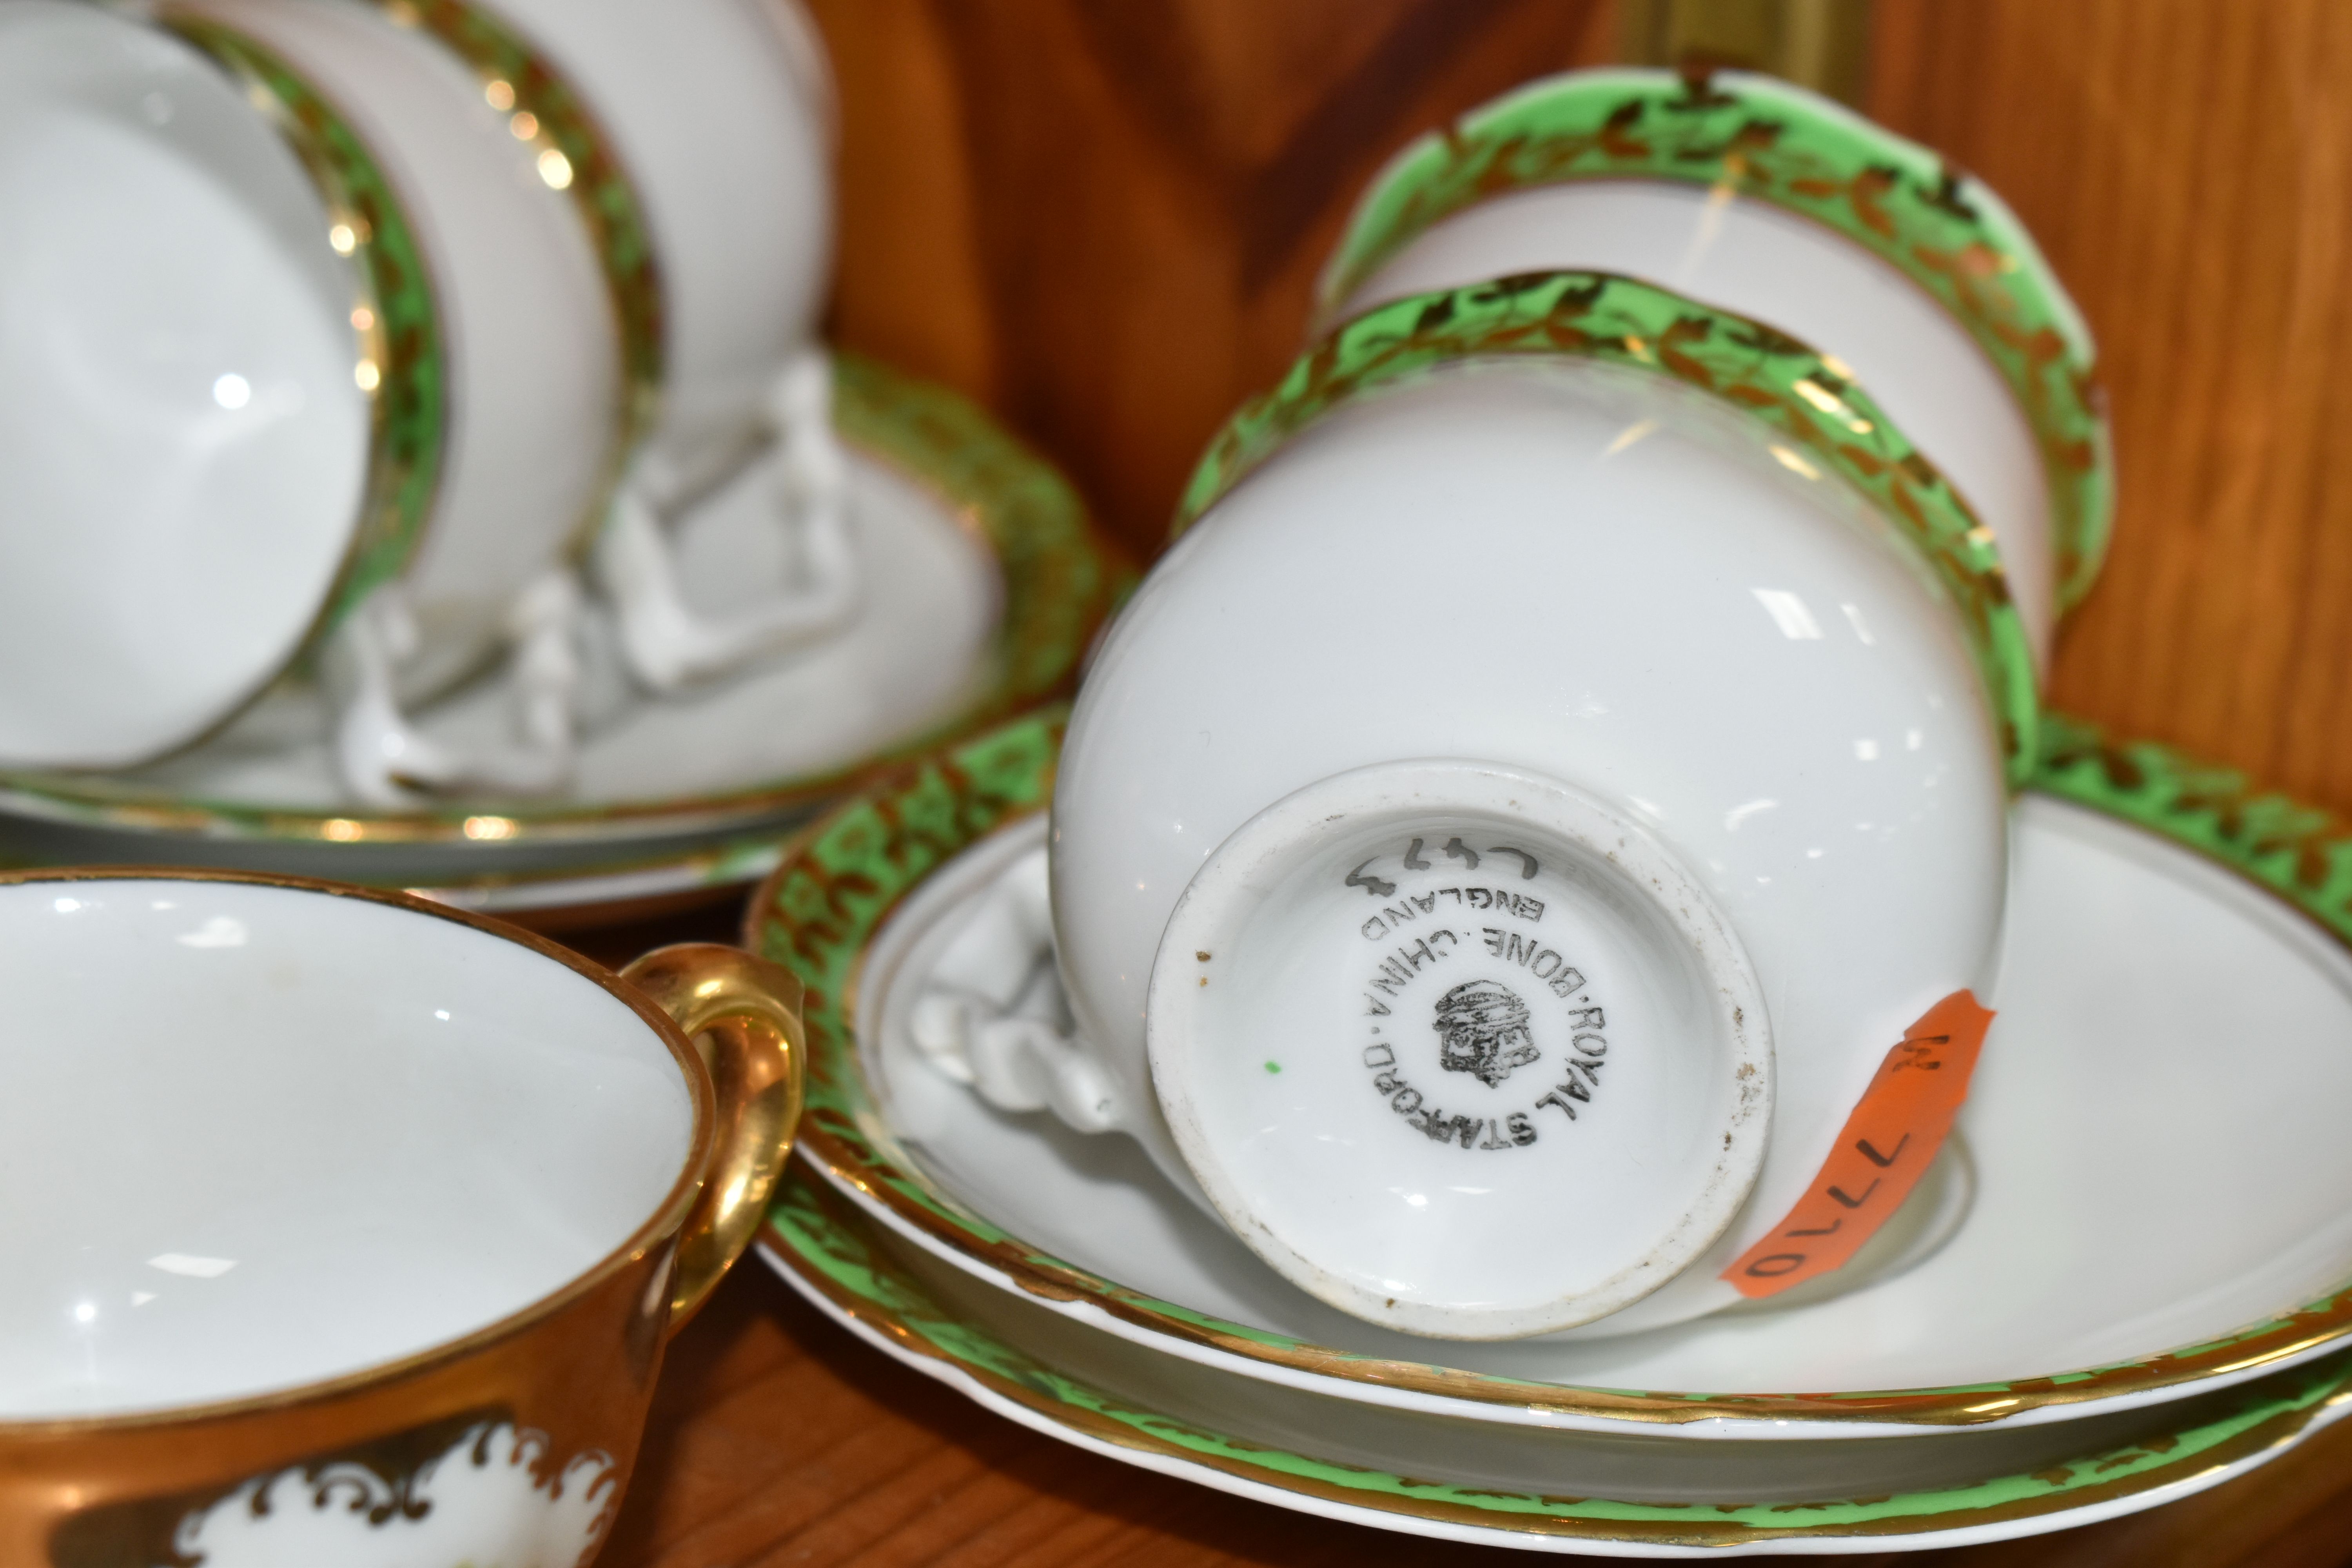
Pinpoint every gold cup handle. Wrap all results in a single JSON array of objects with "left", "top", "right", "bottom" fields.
[{"left": 619, "top": 943, "right": 807, "bottom": 1330}]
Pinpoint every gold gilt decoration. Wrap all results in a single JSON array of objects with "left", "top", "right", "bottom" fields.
[
  {"left": 771, "top": 1167, "right": 2352, "bottom": 1548},
  {"left": 369, "top": 0, "right": 662, "bottom": 550},
  {"left": 163, "top": 13, "right": 446, "bottom": 636},
  {"left": 0, "top": 356, "right": 1127, "bottom": 851},
  {"left": 1, "top": 870, "right": 803, "bottom": 1565},
  {"left": 1178, "top": 270, "right": 2039, "bottom": 786},
  {"left": 1316, "top": 66, "right": 2112, "bottom": 610},
  {"left": 749, "top": 706, "right": 2352, "bottom": 1434}
]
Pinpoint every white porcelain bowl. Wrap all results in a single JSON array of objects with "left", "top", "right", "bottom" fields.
[
  {"left": 0, "top": 876, "right": 694, "bottom": 1420},
  {"left": 1053, "top": 325, "right": 2014, "bottom": 1338}
]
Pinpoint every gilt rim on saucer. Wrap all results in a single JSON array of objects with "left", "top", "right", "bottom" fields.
[
  {"left": 0, "top": 354, "right": 1128, "bottom": 851},
  {"left": 762, "top": 1167, "right": 2352, "bottom": 1554},
  {"left": 1313, "top": 66, "right": 2112, "bottom": 613},
  {"left": 746, "top": 705, "right": 2352, "bottom": 1435}
]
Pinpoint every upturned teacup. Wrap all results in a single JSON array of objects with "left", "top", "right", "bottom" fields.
[
  {"left": 0, "top": 0, "right": 620, "bottom": 796},
  {"left": 0, "top": 868, "right": 802, "bottom": 1567},
  {"left": 1317, "top": 67, "right": 2113, "bottom": 671},
  {"left": 1045, "top": 272, "right": 2026, "bottom": 1339}
]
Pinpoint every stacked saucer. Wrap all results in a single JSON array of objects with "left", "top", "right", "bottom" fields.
[
  {"left": 740, "top": 68, "right": 2352, "bottom": 1550},
  {"left": 752, "top": 708, "right": 2352, "bottom": 1553},
  {"left": 0, "top": 0, "right": 1123, "bottom": 920}
]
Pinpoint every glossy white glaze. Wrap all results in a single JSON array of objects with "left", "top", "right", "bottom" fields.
[
  {"left": 774, "top": 1223, "right": 2352, "bottom": 1552},
  {"left": 1051, "top": 358, "right": 2009, "bottom": 1334},
  {"left": 0, "top": 0, "right": 366, "bottom": 768},
  {"left": 110, "top": 444, "right": 1001, "bottom": 810},
  {"left": 595, "top": 348, "right": 859, "bottom": 693},
  {"left": 181, "top": 0, "right": 620, "bottom": 701},
  {"left": 483, "top": 0, "right": 831, "bottom": 480},
  {"left": 1338, "top": 142, "right": 2060, "bottom": 666},
  {"left": 478, "top": 0, "right": 851, "bottom": 691},
  {"left": 909, "top": 822, "right": 1969, "bottom": 1328},
  {"left": 855, "top": 797, "right": 2352, "bottom": 1419},
  {"left": 0, "top": 878, "right": 693, "bottom": 1420}
]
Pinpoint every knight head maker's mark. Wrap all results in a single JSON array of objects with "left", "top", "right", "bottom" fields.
[
  {"left": 1352, "top": 835, "right": 1612, "bottom": 1151},
  {"left": 1434, "top": 979, "right": 1537, "bottom": 1087}
]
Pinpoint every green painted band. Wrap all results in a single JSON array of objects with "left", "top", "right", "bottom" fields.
[
  {"left": 166, "top": 13, "right": 447, "bottom": 639},
  {"left": 375, "top": 0, "right": 663, "bottom": 551},
  {"left": 1174, "top": 270, "right": 2039, "bottom": 788},
  {"left": 748, "top": 705, "right": 2352, "bottom": 1438},
  {"left": 1317, "top": 67, "right": 2112, "bottom": 612},
  {"left": 768, "top": 1166, "right": 2352, "bottom": 1545}
]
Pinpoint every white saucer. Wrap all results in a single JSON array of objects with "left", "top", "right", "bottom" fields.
[
  {"left": 0, "top": 358, "right": 1123, "bottom": 918},
  {"left": 764, "top": 1170, "right": 2352, "bottom": 1554},
  {"left": 746, "top": 709, "right": 2352, "bottom": 1548},
  {"left": 843, "top": 793, "right": 2352, "bottom": 1408}
]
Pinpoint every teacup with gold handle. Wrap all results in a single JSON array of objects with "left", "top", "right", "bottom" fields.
[{"left": 0, "top": 867, "right": 802, "bottom": 1568}]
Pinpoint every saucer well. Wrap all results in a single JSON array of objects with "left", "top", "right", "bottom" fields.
[
  {"left": 0, "top": 356, "right": 1125, "bottom": 920},
  {"left": 748, "top": 708, "right": 2352, "bottom": 1437}
]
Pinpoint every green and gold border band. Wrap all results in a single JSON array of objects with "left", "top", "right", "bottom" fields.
[
  {"left": 769, "top": 1169, "right": 2352, "bottom": 1548},
  {"left": 371, "top": 0, "right": 663, "bottom": 539},
  {"left": 0, "top": 356, "right": 1126, "bottom": 849},
  {"left": 1316, "top": 67, "right": 2112, "bottom": 613},
  {"left": 1176, "top": 270, "right": 2039, "bottom": 786},
  {"left": 747, "top": 705, "right": 2352, "bottom": 1434},
  {"left": 164, "top": 13, "right": 446, "bottom": 638}
]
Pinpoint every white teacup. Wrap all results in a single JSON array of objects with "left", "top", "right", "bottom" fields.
[
  {"left": 401, "top": 0, "right": 859, "bottom": 693},
  {"left": 1317, "top": 67, "right": 2112, "bottom": 671},
  {"left": 0, "top": 0, "right": 371, "bottom": 772},
  {"left": 1028, "top": 272, "right": 2028, "bottom": 1340},
  {"left": 0, "top": 868, "right": 802, "bottom": 1566},
  {"left": 0, "top": 0, "right": 619, "bottom": 801}
]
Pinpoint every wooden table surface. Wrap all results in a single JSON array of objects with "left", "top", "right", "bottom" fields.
[{"left": 561, "top": 898, "right": 2352, "bottom": 1568}]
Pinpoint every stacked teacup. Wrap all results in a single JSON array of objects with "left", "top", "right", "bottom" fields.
[
  {"left": 0, "top": 0, "right": 846, "bottom": 806},
  {"left": 920, "top": 69, "right": 2112, "bottom": 1342}
]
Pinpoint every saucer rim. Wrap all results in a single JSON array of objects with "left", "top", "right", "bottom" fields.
[
  {"left": 760, "top": 1165, "right": 2352, "bottom": 1554},
  {"left": 0, "top": 353, "right": 1128, "bottom": 851},
  {"left": 1311, "top": 65, "right": 2112, "bottom": 614},
  {"left": 749, "top": 706, "right": 2352, "bottom": 1435}
]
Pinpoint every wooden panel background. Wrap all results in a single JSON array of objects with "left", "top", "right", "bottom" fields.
[
  {"left": 810, "top": 0, "right": 1615, "bottom": 559},
  {"left": 1870, "top": 0, "right": 2352, "bottom": 809},
  {"left": 807, "top": 0, "right": 2352, "bottom": 814}
]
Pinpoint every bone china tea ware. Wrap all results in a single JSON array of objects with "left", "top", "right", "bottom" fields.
[
  {"left": 753, "top": 713, "right": 2352, "bottom": 1550},
  {"left": 1319, "top": 67, "right": 2113, "bottom": 671},
  {"left": 417, "top": 0, "right": 857, "bottom": 691},
  {"left": 1046, "top": 273, "right": 2030, "bottom": 1340},
  {"left": 0, "top": 1, "right": 371, "bottom": 771},
  {"left": 0, "top": 869, "right": 803, "bottom": 1567},
  {"left": 0, "top": 0, "right": 618, "bottom": 802}
]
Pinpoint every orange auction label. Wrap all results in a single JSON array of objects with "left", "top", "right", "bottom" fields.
[{"left": 1723, "top": 990, "right": 1995, "bottom": 1299}]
